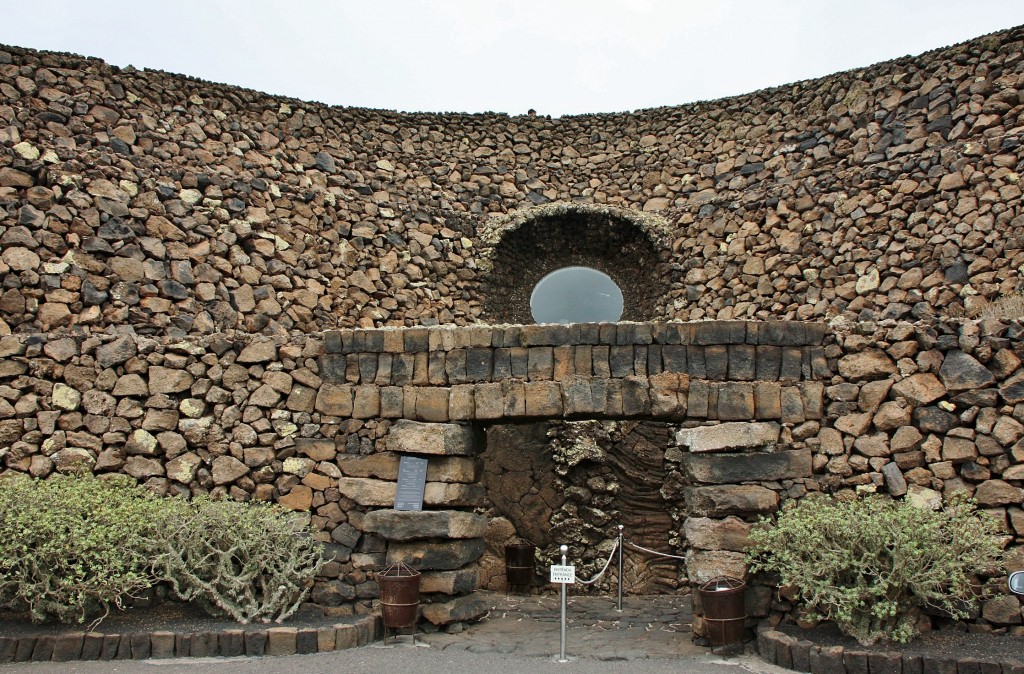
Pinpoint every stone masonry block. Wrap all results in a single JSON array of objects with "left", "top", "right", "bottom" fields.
[
  {"left": 686, "top": 485, "right": 780, "bottom": 517},
  {"left": 386, "top": 539, "right": 485, "bottom": 571},
  {"left": 361, "top": 510, "right": 488, "bottom": 540},
  {"left": 682, "top": 449, "right": 812, "bottom": 484},
  {"left": 676, "top": 421, "right": 780, "bottom": 452},
  {"left": 387, "top": 420, "right": 478, "bottom": 456},
  {"left": 414, "top": 388, "right": 450, "bottom": 422},
  {"left": 524, "top": 381, "right": 563, "bottom": 416},
  {"left": 716, "top": 382, "right": 754, "bottom": 420},
  {"left": 420, "top": 593, "right": 489, "bottom": 625},
  {"left": 337, "top": 477, "right": 484, "bottom": 507}
]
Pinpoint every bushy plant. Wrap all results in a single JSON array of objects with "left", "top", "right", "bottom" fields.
[
  {"left": 151, "top": 495, "right": 324, "bottom": 624},
  {"left": 0, "top": 473, "right": 159, "bottom": 624},
  {"left": 746, "top": 494, "right": 1003, "bottom": 646}
]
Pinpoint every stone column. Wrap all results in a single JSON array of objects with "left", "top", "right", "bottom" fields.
[{"left": 338, "top": 420, "right": 488, "bottom": 627}]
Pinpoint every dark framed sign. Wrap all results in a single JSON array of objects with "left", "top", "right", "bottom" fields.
[
  {"left": 1009, "top": 571, "right": 1024, "bottom": 595},
  {"left": 394, "top": 455, "right": 429, "bottom": 511}
]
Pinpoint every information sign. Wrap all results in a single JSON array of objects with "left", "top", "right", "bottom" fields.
[
  {"left": 1010, "top": 571, "right": 1024, "bottom": 595},
  {"left": 550, "top": 564, "right": 576, "bottom": 584},
  {"left": 394, "top": 456, "right": 428, "bottom": 511}
]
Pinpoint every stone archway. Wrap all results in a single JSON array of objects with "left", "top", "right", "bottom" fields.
[
  {"left": 323, "top": 319, "right": 829, "bottom": 631},
  {"left": 477, "top": 203, "right": 675, "bottom": 323}
]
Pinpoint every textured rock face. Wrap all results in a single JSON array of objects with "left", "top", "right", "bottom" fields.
[{"left": 1, "top": 28, "right": 1024, "bottom": 337}]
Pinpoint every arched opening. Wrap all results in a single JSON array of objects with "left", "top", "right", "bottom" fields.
[
  {"left": 479, "top": 204, "right": 672, "bottom": 324},
  {"left": 530, "top": 266, "right": 624, "bottom": 324}
]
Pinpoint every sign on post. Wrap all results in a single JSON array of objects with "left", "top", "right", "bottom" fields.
[
  {"left": 550, "top": 564, "right": 576, "bottom": 584},
  {"left": 394, "top": 456, "right": 429, "bottom": 511}
]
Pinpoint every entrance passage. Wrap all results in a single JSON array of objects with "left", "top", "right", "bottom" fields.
[{"left": 530, "top": 267, "right": 624, "bottom": 324}]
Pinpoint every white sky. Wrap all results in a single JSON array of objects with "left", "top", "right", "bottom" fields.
[{"left": 2, "top": 1, "right": 1023, "bottom": 117}]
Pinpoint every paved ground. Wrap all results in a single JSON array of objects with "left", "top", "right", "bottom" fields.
[{"left": 1, "top": 592, "right": 766, "bottom": 673}]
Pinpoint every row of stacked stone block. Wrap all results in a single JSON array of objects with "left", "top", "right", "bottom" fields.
[
  {"left": 312, "top": 376, "right": 826, "bottom": 423},
  {"left": 321, "top": 342, "right": 829, "bottom": 387},
  {"left": 322, "top": 322, "right": 829, "bottom": 386}
]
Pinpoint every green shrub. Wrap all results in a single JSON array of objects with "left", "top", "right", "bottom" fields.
[
  {"left": 0, "top": 473, "right": 159, "bottom": 624},
  {"left": 152, "top": 495, "right": 324, "bottom": 624},
  {"left": 746, "top": 494, "right": 1003, "bottom": 646}
]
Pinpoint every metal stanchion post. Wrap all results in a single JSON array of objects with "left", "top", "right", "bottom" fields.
[
  {"left": 616, "top": 524, "right": 624, "bottom": 612},
  {"left": 559, "top": 544, "right": 568, "bottom": 663}
]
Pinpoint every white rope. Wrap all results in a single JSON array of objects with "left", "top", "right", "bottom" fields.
[
  {"left": 576, "top": 540, "right": 619, "bottom": 585},
  {"left": 625, "top": 540, "right": 688, "bottom": 561}
]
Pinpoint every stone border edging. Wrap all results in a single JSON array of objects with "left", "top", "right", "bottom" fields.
[
  {"left": 0, "top": 614, "right": 382, "bottom": 663},
  {"left": 757, "top": 629, "right": 1024, "bottom": 674}
]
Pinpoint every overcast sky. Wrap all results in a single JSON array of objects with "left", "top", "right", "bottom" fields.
[{"left": 2, "top": 1, "right": 1023, "bottom": 117}]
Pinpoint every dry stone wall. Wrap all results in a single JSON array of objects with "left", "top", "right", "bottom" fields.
[
  {"left": 2, "top": 319, "right": 1024, "bottom": 630},
  {"left": 2, "top": 23, "right": 1024, "bottom": 633},
  {"left": 0, "top": 27, "right": 1023, "bottom": 336}
]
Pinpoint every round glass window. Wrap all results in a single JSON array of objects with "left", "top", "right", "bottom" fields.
[{"left": 530, "top": 266, "right": 624, "bottom": 324}]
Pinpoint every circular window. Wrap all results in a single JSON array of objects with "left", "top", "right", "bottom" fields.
[{"left": 530, "top": 266, "right": 624, "bottom": 324}]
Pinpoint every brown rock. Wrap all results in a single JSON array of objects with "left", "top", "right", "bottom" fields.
[
  {"left": 237, "top": 339, "right": 278, "bottom": 363},
  {"left": 316, "top": 385, "right": 353, "bottom": 416},
  {"left": 892, "top": 373, "right": 945, "bottom": 405},
  {"left": 686, "top": 485, "right": 779, "bottom": 517},
  {"left": 211, "top": 456, "right": 248, "bottom": 484},
  {"left": 386, "top": 420, "right": 478, "bottom": 456},
  {"left": 148, "top": 367, "right": 193, "bottom": 394},
  {"left": 166, "top": 452, "right": 202, "bottom": 483},
  {"left": 685, "top": 550, "right": 747, "bottom": 584},
  {"left": 942, "top": 436, "right": 977, "bottom": 463},
  {"left": 360, "top": 510, "right": 487, "bottom": 540},
  {"left": 683, "top": 516, "right": 752, "bottom": 551},
  {"left": 420, "top": 593, "right": 488, "bottom": 625},
  {"left": 123, "top": 456, "right": 164, "bottom": 478},
  {"left": 834, "top": 412, "right": 872, "bottom": 436},
  {"left": 939, "top": 350, "right": 995, "bottom": 392},
  {"left": 838, "top": 350, "right": 896, "bottom": 381},
  {"left": 981, "top": 595, "right": 1022, "bottom": 625},
  {"left": 873, "top": 401, "right": 912, "bottom": 431},
  {"left": 386, "top": 539, "right": 484, "bottom": 571},
  {"left": 278, "top": 485, "right": 313, "bottom": 511},
  {"left": 675, "top": 421, "right": 780, "bottom": 453},
  {"left": 682, "top": 449, "right": 811, "bottom": 484},
  {"left": 858, "top": 379, "right": 893, "bottom": 413},
  {"left": 891, "top": 426, "right": 924, "bottom": 452},
  {"left": 419, "top": 567, "right": 480, "bottom": 595},
  {"left": 974, "top": 480, "right": 1024, "bottom": 506}
]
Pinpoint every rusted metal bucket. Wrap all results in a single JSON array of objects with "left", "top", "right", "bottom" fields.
[
  {"left": 698, "top": 576, "right": 746, "bottom": 650},
  {"left": 504, "top": 541, "right": 536, "bottom": 588},
  {"left": 376, "top": 562, "right": 421, "bottom": 638}
]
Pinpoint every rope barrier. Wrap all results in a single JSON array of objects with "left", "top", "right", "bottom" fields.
[
  {"left": 576, "top": 540, "right": 619, "bottom": 585},
  {"left": 625, "top": 539, "right": 688, "bottom": 561}
]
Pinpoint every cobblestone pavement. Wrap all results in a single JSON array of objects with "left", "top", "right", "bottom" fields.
[{"left": 403, "top": 590, "right": 713, "bottom": 661}]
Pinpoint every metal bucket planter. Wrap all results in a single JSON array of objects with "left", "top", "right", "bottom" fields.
[
  {"left": 504, "top": 540, "right": 536, "bottom": 591},
  {"left": 697, "top": 576, "right": 746, "bottom": 651},
  {"left": 376, "top": 561, "right": 421, "bottom": 642}
]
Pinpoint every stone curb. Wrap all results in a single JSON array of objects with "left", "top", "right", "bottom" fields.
[
  {"left": 756, "top": 629, "right": 1024, "bottom": 674},
  {"left": 0, "top": 614, "right": 382, "bottom": 663}
]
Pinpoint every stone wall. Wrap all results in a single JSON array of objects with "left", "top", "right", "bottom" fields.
[
  {"left": 317, "top": 321, "right": 829, "bottom": 422},
  {"left": 1, "top": 27, "right": 1023, "bottom": 337},
  {"left": 2, "top": 319, "right": 1024, "bottom": 630},
  {"left": 2, "top": 23, "right": 1024, "bottom": 633}
]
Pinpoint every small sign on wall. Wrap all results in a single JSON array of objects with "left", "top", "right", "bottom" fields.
[
  {"left": 550, "top": 564, "right": 576, "bottom": 584},
  {"left": 395, "top": 456, "right": 428, "bottom": 511}
]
